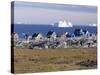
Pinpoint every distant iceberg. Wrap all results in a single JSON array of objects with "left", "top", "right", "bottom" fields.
[
  {"left": 16, "top": 22, "right": 23, "bottom": 24},
  {"left": 52, "top": 20, "right": 73, "bottom": 27},
  {"left": 89, "top": 24, "right": 97, "bottom": 27}
]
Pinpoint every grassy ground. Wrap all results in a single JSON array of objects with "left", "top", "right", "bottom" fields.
[{"left": 13, "top": 47, "right": 97, "bottom": 73}]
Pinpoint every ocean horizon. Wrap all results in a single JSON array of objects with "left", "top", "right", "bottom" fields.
[{"left": 12, "top": 24, "right": 97, "bottom": 38}]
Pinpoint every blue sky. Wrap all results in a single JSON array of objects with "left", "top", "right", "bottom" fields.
[{"left": 12, "top": 1, "right": 97, "bottom": 25}]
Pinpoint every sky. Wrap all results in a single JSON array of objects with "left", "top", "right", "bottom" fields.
[{"left": 12, "top": 1, "right": 97, "bottom": 25}]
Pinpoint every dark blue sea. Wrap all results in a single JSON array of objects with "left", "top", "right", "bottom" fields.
[{"left": 12, "top": 24, "right": 97, "bottom": 38}]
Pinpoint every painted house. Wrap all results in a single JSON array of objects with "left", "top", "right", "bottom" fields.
[
  {"left": 14, "top": 32, "right": 19, "bottom": 43},
  {"left": 74, "top": 28, "right": 90, "bottom": 37},
  {"left": 46, "top": 31, "right": 57, "bottom": 41},
  {"left": 32, "top": 33, "right": 43, "bottom": 42},
  {"left": 83, "top": 30, "right": 90, "bottom": 37}
]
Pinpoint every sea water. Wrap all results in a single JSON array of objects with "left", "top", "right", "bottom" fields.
[{"left": 12, "top": 24, "right": 97, "bottom": 38}]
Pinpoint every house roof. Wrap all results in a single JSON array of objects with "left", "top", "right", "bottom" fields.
[
  {"left": 32, "top": 33, "right": 40, "bottom": 38},
  {"left": 46, "top": 31, "right": 54, "bottom": 38}
]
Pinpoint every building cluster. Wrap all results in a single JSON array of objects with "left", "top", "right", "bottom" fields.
[{"left": 11, "top": 28, "right": 97, "bottom": 49}]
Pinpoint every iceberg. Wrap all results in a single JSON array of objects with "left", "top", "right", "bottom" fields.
[
  {"left": 89, "top": 24, "right": 97, "bottom": 27},
  {"left": 53, "top": 20, "right": 73, "bottom": 27}
]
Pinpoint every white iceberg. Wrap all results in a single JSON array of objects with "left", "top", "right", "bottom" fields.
[
  {"left": 53, "top": 20, "right": 73, "bottom": 27},
  {"left": 89, "top": 24, "right": 97, "bottom": 27}
]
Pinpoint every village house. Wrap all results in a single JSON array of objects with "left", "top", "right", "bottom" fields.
[{"left": 32, "top": 33, "right": 44, "bottom": 42}]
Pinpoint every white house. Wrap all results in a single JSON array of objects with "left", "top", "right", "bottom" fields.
[
  {"left": 32, "top": 33, "right": 44, "bottom": 42},
  {"left": 47, "top": 31, "right": 57, "bottom": 41},
  {"left": 14, "top": 32, "right": 19, "bottom": 43}
]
